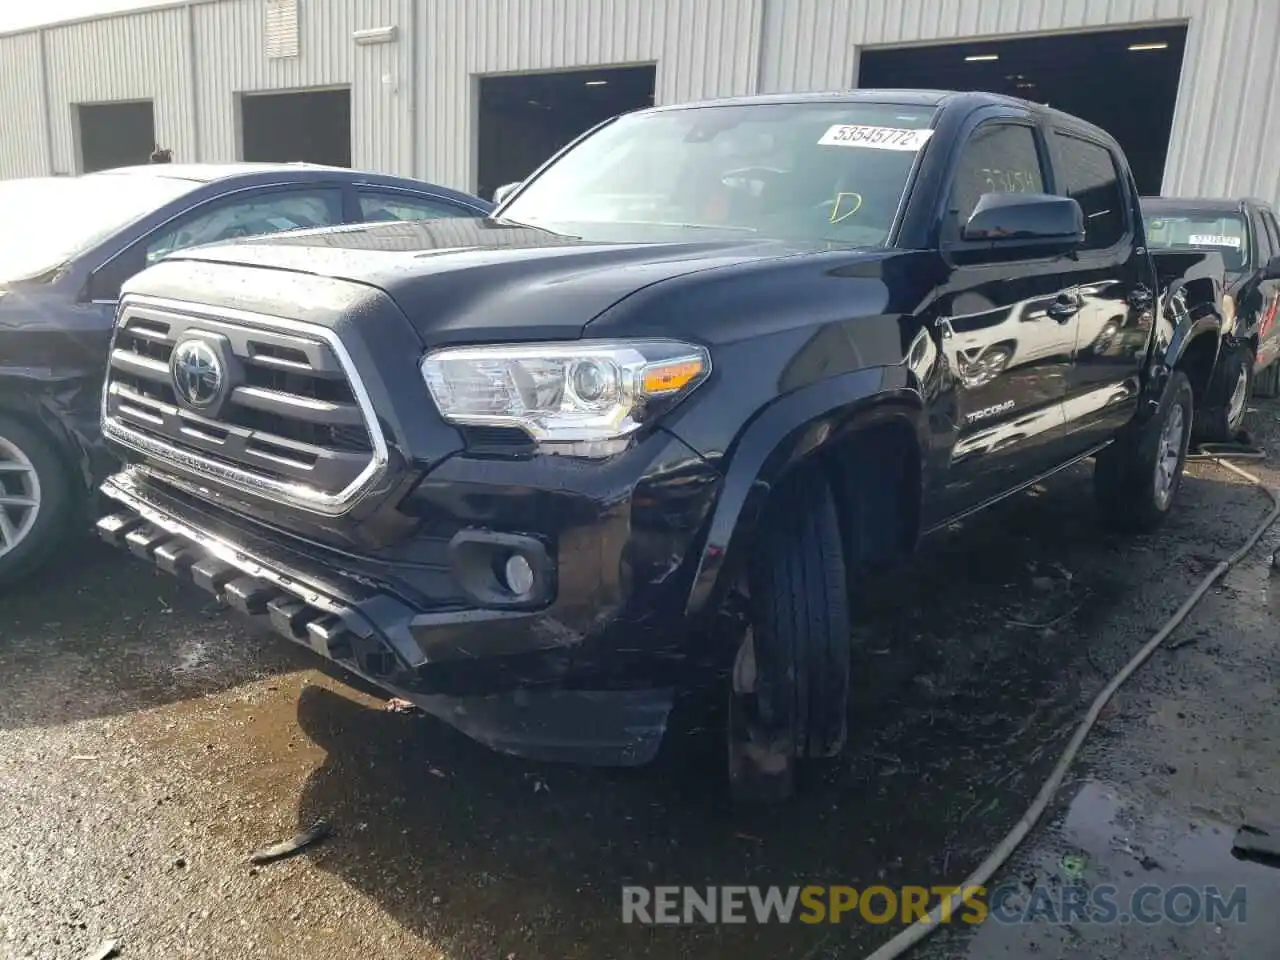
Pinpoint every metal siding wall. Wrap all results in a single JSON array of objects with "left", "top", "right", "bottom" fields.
[
  {"left": 758, "top": 0, "right": 1280, "bottom": 205},
  {"left": 44, "top": 7, "right": 193, "bottom": 173},
  {"left": 0, "top": 33, "right": 48, "bottom": 178},
  {"left": 193, "top": 0, "right": 408, "bottom": 173},
  {"left": 418, "top": 0, "right": 764, "bottom": 192}
]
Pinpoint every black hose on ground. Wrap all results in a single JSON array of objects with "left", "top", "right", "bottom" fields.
[{"left": 862, "top": 448, "right": 1280, "bottom": 960}]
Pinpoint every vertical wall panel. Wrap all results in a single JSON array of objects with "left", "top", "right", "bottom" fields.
[
  {"left": 758, "top": 0, "right": 1280, "bottom": 204},
  {"left": 2, "top": 0, "right": 1277, "bottom": 204},
  {"left": 194, "top": 0, "right": 408, "bottom": 173},
  {"left": 0, "top": 33, "right": 48, "bottom": 178},
  {"left": 418, "top": 0, "right": 765, "bottom": 192},
  {"left": 44, "top": 7, "right": 193, "bottom": 173}
]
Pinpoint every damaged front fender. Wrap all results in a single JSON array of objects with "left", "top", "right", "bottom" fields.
[{"left": 0, "top": 292, "right": 119, "bottom": 499}]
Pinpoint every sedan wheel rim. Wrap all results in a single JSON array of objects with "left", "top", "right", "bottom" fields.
[
  {"left": 0, "top": 435, "right": 41, "bottom": 559},
  {"left": 1154, "top": 403, "right": 1185, "bottom": 509},
  {"left": 1227, "top": 367, "right": 1249, "bottom": 428}
]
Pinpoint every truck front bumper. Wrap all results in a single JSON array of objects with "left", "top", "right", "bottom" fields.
[{"left": 97, "top": 460, "right": 721, "bottom": 767}]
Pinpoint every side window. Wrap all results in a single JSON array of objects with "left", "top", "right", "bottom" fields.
[
  {"left": 949, "top": 123, "right": 1046, "bottom": 225},
  {"left": 359, "top": 192, "right": 476, "bottom": 223},
  {"left": 1052, "top": 133, "right": 1126, "bottom": 251},
  {"left": 1260, "top": 210, "right": 1280, "bottom": 261},
  {"left": 145, "top": 189, "right": 342, "bottom": 264}
]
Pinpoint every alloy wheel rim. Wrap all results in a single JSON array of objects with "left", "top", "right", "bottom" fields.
[
  {"left": 0, "top": 435, "right": 41, "bottom": 559},
  {"left": 1227, "top": 367, "right": 1249, "bottom": 429},
  {"left": 1154, "top": 403, "right": 1185, "bottom": 509}
]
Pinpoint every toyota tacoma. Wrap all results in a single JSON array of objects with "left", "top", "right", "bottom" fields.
[{"left": 96, "top": 91, "right": 1218, "bottom": 800}]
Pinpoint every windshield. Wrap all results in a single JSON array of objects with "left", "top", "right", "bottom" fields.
[
  {"left": 1143, "top": 210, "right": 1249, "bottom": 271},
  {"left": 500, "top": 101, "right": 939, "bottom": 245},
  {"left": 0, "top": 174, "right": 199, "bottom": 281}
]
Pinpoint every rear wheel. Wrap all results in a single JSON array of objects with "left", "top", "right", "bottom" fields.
[
  {"left": 727, "top": 465, "right": 851, "bottom": 803},
  {"left": 0, "top": 414, "right": 76, "bottom": 589},
  {"left": 1196, "top": 343, "right": 1253, "bottom": 442},
  {"left": 1094, "top": 371, "right": 1193, "bottom": 534}
]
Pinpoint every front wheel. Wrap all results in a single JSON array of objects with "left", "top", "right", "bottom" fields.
[
  {"left": 0, "top": 414, "right": 77, "bottom": 589},
  {"left": 727, "top": 465, "right": 851, "bottom": 803},
  {"left": 1196, "top": 343, "right": 1253, "bottom": 442},
  {"left": 1094, "top": 371, "right": 1194, "bottom": 534},
  {"left": 1254, "top": 356, "right": 1280, "bottom": 399}
]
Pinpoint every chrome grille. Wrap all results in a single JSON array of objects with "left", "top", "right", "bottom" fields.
[{"left": 102, "top": 299, "right": 386, "bottom": 515}]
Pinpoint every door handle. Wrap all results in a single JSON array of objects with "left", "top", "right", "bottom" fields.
[{"left": 1046, "top": 294, "right": 1081, "bottom": 323}]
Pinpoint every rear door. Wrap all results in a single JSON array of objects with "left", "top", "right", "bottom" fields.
[
  {"left": 930, "top": 114, "right": 1080, "bottom": 520},
  {"left": 1050, "top": 129, "right": 1153, "bottom": 454}
]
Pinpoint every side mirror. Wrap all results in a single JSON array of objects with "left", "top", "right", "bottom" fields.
[
  {"left": 960, "top": 192, "right": 1085, "bottom": 256},
  {"left": 492, "top": 182, "right": 521, "bottom": 207},
  {"left": 1264, "top": 255, "right": 1280, "bottom": 281}
]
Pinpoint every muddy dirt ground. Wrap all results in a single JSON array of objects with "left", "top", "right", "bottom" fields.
[{"left": 4, "top": 404, "right": 1280, "bottom": 960}]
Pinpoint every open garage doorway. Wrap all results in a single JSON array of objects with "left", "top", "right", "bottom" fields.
[
  {"left": 477, "top": 64, "right": 656, "bottom": 200},
  {"left": 240, "top": 88, "right": 351, "bottom": 167},
  {"left": 77, "top": 100, "right": 156, "bottom": 172},
  {"left": 858, "top": 24, "right": 1187, "bottom": 195}
]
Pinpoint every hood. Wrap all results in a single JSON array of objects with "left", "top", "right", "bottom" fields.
[{"left": 162, "top": 218, "right": 827, "bottom": 343}]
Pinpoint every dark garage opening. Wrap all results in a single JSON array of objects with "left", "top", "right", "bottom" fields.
[
  {"left": 477, "top": 64, "right": 656, "bottom": 200},
  {"left": 240, "top": 88, "right": 352, "bottom": 167},
  {"left": 858, "top": 25, "right": 1187, "bottom": 195},
  {"left": 78, "top": 100, "right": 156, "bottom": 173}
]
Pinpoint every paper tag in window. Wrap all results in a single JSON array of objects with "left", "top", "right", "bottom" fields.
[
  {"left": 1188, "top": 234, "right": 1242, "bottom": 248},
  {"left": 818, "top": 125, "right": 935, "bottom": 151}
]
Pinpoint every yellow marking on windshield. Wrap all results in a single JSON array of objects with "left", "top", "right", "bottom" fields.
[{"left": 830, "top": 192, "right": 863, "bottom": 224}]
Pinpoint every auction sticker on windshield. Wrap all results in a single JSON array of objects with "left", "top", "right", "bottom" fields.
[
  {"left": 819, "top": 125, "right": 935, "bottom": 151},
  {"left": 1188, "top": 234, "right": 1242, "bottom": 248}
]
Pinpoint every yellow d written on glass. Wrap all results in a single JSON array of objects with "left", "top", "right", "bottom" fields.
[{"left": 829, "top": 192, "right": 863, "bottom": 224}]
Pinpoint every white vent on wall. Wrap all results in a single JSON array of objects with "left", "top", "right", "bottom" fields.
[{"left": 265, "top": 0, "right": 300, "bottom": 59}]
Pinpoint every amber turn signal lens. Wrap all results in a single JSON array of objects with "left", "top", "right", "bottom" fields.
[{"left": 642, "top": 359, "right": 705, "bottom": 395}]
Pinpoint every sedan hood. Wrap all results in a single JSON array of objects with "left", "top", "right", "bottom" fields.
[{"left": 162, "top": 218, "right": 827, "bottom": 343}]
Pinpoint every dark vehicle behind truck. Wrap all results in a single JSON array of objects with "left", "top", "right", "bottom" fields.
[
  {"left": 1143, "top": 196, "right": 1280, "bottom": 436},
  {"left": 0, "top": 164, "right": 490, "bottom": 587},
  {"left": 96, "top": 91, "right": 1223, "bottom": 800}
]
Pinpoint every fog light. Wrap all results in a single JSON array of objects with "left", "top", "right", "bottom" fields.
[{"left": 503, "top": 554, "right": 535, "bottom": 597}]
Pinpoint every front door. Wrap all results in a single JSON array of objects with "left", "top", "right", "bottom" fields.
[{"left": 927, "top": 119, "right": 1079, "bottom": 524}]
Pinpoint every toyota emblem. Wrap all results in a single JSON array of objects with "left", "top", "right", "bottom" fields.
[{"left": 170, "top": 339, "right": 225, "bottom": 408}]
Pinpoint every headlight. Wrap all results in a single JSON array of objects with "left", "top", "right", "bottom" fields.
[{"left": 421, "top": 339, "right": 711, "bottom": 445}]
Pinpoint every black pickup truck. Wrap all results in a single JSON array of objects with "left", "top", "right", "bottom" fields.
[
  {"left": 1143, "top": 197, "right": 1280, "bottom": 432},
  {"left": 96, "top": 91, "right": 1222, "bottom": 800}
]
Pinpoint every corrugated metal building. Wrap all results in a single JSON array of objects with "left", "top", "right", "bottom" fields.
[{"left": 1, "top": 0, "right": 1277, "bottom": 204}]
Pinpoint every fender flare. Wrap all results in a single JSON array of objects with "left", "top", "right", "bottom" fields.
[
  {"left": 1165, "top": 313, "right": 1222, "bottom": 370},
  {"left": 1144, "top": 294, "right": 1223, "bottom": 413},
  {"left": 682, "top": 365, "right": 927, "bottom": 619}
]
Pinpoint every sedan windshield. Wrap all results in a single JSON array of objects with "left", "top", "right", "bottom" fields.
[
  {"left": 0, "top": 174, "right": 200, "bottom": 282},
  {"left": 500, "top": 101, "right": 939, "bottom": 245},
  {"left": 1143, "top": 210, "right": 1249, "bottom": 271}
]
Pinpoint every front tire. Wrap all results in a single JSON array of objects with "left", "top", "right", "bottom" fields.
[
  {"left": 1196, "top": 343, "right": 1253, "bottom": 441},
  {"left": 1094, "top": 371, "right": 1193, "bottom": 534},
  {"left": 727, "top": 465, "right": 851, "bottom": 803},
  {"left": 1254, "top": 356, "right": 1280, "bottom": 399},
  {"left": 0, "top": 414, "right": 77, "bottom": 589}
]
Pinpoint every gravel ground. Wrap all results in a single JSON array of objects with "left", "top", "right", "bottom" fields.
[{"left": 3, "top": 402, "right": 1280, "bottom": 960}]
